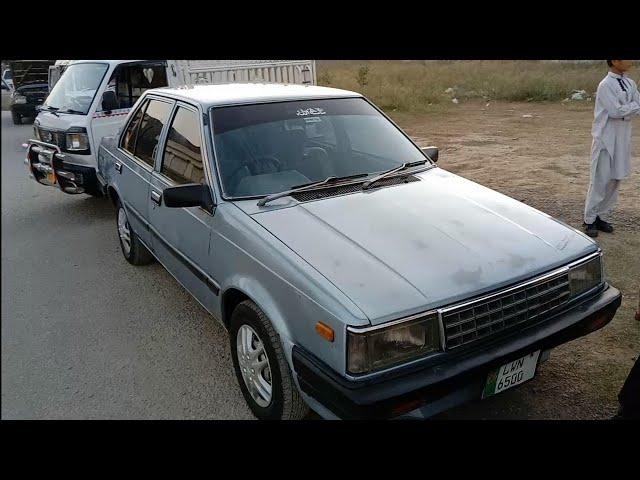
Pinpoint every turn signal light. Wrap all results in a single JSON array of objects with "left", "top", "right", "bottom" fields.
[{"left": 315, "top": 322, "right": 334, "bottom": 342}]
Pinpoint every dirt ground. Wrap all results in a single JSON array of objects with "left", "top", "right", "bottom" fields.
[{"left": 389, "top": 100, "right": 639, "bottom": 419}]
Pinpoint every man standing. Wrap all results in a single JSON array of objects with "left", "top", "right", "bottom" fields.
[{"left": 583, "top": 60, "right": 640, "bottom": 237}]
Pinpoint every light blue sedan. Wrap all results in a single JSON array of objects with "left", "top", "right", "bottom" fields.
[{"left": 97, "top": 83, "right": 621, "bottom": 419}]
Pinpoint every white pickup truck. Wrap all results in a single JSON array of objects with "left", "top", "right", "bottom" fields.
[{"left": 25, "top": 60, "right": 316, "bottom": 196}]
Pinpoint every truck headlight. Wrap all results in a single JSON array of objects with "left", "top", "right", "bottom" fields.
[
  {"left": 12, "top": 94, "right": 27, "bottom": 104},
  {"left": 568, "top": 254, "right": 603, "bottom": 298},
  {"left": 347, "top": 313, "right": 440, "bottom": 375},
  {"left": 65, "top": 131, "right": 90, "bottom": 152}
]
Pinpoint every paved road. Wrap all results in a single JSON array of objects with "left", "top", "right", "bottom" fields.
[{"left": 1, "top": 112, "right": 254, "bottom": 419}]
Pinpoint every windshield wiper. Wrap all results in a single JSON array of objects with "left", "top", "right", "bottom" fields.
[
  {"left": 40, "top": 105, "right": 59, "bottom": 117},
  {"left": 361, "top": 160, "right": 428, "bottom": 190},
  {"left": 257, "top": 173, "right": 368, "bottom": 207}
]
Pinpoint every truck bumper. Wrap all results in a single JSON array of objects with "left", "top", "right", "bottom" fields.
[
  {"left": 25, "top": 140, "right": 101, "bottom": 196},
  {"left": 292, "top": 284, "right": 621, "bottom": 420}
]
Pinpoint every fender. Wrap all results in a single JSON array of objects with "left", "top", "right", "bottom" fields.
[{"left": 221, "top": 276, "right": 294, "bottom": 344}]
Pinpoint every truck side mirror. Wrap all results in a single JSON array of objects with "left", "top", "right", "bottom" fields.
[
  {"left": 101, "top": 90, "right": 118, "bottom": 113},
  {"left": 421, "top": 146, "right": 438, "bottom": 163}
]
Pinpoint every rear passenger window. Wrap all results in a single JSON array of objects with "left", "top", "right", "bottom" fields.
[
  {"left": 121, "top": 100, "right": 147, "bottom": 155},
  {"left": 134, "top": 99, "right": 172, "bottom": 167},
  {"left": 161, "top": 107, "right": 205, "bottom": 184}
]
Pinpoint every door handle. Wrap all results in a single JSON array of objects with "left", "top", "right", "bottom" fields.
[
  {"left": 114, "top": 162, "right": 122, "bottom": 173},
  {"left": 150, "top": 190, "right": 162, "bottom": 205}
]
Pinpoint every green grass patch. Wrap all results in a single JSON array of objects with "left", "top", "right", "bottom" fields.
[{"left": 317, "top": 60, "right": 608, "bottom": 112}]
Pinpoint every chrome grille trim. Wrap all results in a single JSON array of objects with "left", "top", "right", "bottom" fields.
[{"left": 438, "top": 251, "right": 601, "bottom": 350}]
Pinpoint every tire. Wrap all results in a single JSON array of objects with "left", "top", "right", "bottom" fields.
[
  {"left": 230, "top": 300, "right": 309, "bottom": 420},
  {"left": 115, "top": 199, "right": 154, "bottom": 266},
  {"left": 11, "top": 111, "right": 21, "bottom": 125}
]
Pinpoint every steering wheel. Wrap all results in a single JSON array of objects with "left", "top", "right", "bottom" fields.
[{"left": 252, "top": 155, "right": 282, "bottom": 175}]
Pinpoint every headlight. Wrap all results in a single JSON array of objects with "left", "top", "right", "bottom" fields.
[
  {"left": 347, "top": 313, "right": 440, "bottom": 375},
  {"left": 568, "top": 254, "right": 603, "bottom": 298},
  {"left": 12, "top": 94, "right": 26, "bottom": 104},
  {"left": 65, "top": 131, "right": 90, "bottom": 152}
]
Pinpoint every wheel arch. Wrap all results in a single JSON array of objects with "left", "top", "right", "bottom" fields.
[
  {"left": 107, "top": 184, "right": 121, "bottom": 207},
  {"left": 221, "top": 282, "right": 293, "bottom": 342}
]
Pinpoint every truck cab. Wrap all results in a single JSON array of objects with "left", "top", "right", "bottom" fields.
[{"left": 25, "top": 60, "right": 316, "bottom": 196}]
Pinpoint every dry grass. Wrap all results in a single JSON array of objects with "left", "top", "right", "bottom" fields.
[{"left": 317, "top": 61, "right": 609, "bottom": 112}]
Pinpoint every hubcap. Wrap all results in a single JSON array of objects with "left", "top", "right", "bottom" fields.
[
  {"left": 236, "top": 325, "right": 272, "bottom": 407},
  {"left": 117, "top": 207, "right": 131, "bottom": 256}
]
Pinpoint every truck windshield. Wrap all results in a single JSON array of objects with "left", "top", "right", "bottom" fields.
[
  {"left": 43, "top": 62, "right": 109, "bottom": 115},
  {"left": 210, "top": 97, "right": 429, "bottom": 199}
]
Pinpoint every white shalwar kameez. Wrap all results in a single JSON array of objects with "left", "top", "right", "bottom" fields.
[{"left": 584, "top": 71, "right": 640, "bottom": 225}]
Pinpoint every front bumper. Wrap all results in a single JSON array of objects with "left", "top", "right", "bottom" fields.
[
  {"left": 24, "top": 140, "right": 101, "bottom": 196},
  {"left": 293, "top": 284, "right": 621, "bottom": 420},
  {"left": 11, "top": 102, "right": 41, "bottom": 116}
]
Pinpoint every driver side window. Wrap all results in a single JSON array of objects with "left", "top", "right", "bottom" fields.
[
  {"left": 105, "top": 62, "right": 168, "bottom": 111},
  {"left": 161, "top": 106, "right": 205, "bottom": 185}
]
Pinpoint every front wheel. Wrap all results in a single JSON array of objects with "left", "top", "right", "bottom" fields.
[
  {"left": 11, "top": 111, "right": 21, "bottom": 125},
  {"left": 230, "top": 300, "right": 309, "bottom": 420}
]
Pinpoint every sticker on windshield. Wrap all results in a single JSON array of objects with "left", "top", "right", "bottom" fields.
[
  {"left": 304, "top": 117, "right": 322, "bottom": 123},
  {"left": 297, "top": 107, "right": 326, "bottom": 116}
]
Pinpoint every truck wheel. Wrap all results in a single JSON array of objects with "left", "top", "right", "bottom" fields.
[
  {"left": 11, "top": 112, "right": 21, "bottom": 125},
  {"left": 116, "top": 200, "right": 154, "bottom": 266},
  {"left": 230, "top": 300, "right": 310, "bottom": 420}
]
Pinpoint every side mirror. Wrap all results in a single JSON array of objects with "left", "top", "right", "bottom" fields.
[
  {"left": 163, "top": 183, "right": 214, "bottom": 211},
  {"left": 101, "top": 90, "right": 118, "bottom": 113},
  {"left": 421, "top": 146, "right": 438, "bottom": 163}
]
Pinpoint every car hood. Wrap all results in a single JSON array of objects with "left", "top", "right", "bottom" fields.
[
  {"left": 246, "top": 168, "right": 596, "bottom": 325},
  {"left": 9, "top": 60, "right": 54, "bottom": 90}
]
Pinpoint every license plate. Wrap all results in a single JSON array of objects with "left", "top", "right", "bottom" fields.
[{"left": 482, "top": 350, "right": 540, "bottom": 398}]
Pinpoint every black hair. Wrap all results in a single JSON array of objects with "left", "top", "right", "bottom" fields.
[{"left": 607, "top": 60, "right": 614, "bottom": 67}]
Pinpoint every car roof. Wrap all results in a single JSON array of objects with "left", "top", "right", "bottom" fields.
[{"left": 148, "top": 83, "right": 362, "bottom": 107}]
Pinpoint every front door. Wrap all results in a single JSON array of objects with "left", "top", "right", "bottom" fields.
[{"left": 148, "top": 103, "right": 218, "bottom": 311}]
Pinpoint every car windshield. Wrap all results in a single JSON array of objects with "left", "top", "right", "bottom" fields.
[
  {"left": 210, "top": 97, "right": 428, "bottom": 198},
  {"left": 43, "top": 62, "right": 109, "bottom": 115}
]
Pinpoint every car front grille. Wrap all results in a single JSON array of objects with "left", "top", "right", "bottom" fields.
[
  {"left": 441, "top": 271, "right": 571, "bottom": 349},
  {"left": 26, "top": 93, "right": 47, "bottom": 103}
]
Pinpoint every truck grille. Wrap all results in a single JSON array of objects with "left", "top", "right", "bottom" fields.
[{"left": 441, "top": 272, "right": 571, "bottom": 349}]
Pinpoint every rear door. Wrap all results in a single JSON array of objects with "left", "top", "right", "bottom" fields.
[
  {"left": 148, "top": 102, "right": 218, "bottom": 311},
  {"left": 116, "top": 96, "right": 173, "bottom": 246}
]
